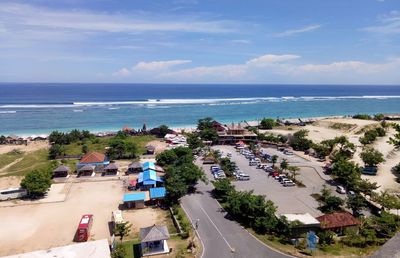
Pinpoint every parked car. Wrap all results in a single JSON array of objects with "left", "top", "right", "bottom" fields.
[
  {"left": 227, "top": 153, "right": 232, "bottom": 157},
  {"left": 249, "top": 160, "right": 258, "bottom": 166},
  {"left": 362, "top": 166, "right": 378, "bottom": 175},
  {"left": 284, "top": 150, "right": 294, "bottom": 155},
  {"left": 238, "top": 174, "right": 250, "bottom": 181},
  {"left": 283, "top": 181, "right": 296, "bottom": 187},
  {"left": 336, "top": 185, "right": 346, "bottom": 194}
]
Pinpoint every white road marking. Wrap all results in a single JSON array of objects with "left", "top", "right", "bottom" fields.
[{"left": 199, "top": 205, "right": 235, "bottom": 252}]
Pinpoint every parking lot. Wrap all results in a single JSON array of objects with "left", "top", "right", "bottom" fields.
[{"left": 209, "top": 145, "right": 340, "bottom": 217}]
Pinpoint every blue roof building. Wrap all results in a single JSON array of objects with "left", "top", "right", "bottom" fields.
[
  {"left": 123, "top": 192, "right": 146, "bottom": 209},
  {"left": 149, "top": 187, "right": 166, "bottom": 199},
  {"left": 138, "top": 170, "right": 164, "bottom": 188},
  {"left": 143, "top": 161, "right": 156, "bottom": 171}
]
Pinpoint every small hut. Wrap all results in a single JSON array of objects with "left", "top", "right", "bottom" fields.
[
  {"left": 146, "top": 145, "right": 156, "bottom": 155},
  {"left": 53, "top": 165, "right": 70, "bottom": 178},
  {"left": 127, "top": 162, "right": 142, "bottom": 174},
  {"left": 77, "top": 165, "right": 95, "bottom": 177},
  {"left": 104, "top": 163, "right": 118, "bottom": 176},
  {"left": 123, "top": 192, "right": 146, "bottom": 209},
  {"left": 140, "top": 225, "right": 170, "bottom": 256}
]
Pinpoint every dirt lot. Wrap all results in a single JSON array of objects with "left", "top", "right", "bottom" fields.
[
  {"left": 0, "top": 141, "right": 49, "bottom": 155},
  {"left": 0, "top": 180, "right": 124, "bottom": 256}
]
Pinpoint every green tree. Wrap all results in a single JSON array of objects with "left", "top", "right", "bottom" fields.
[
  {"left": 107, "top": 138, "right": 137, "bottom": 159},
  {"left": 347, "top": 194, "right": 367, "bottom": 216},
  {"left": 156, "top": 149, "right": 178, "bottom": 166},
  {"left": 289, "top": 130, "right": 313, "bottom": 151},
  {"left": 113, "top": 222, "right": 132, "bottom": 242},
  {"left": 158, "top": 124, "right": 170, "bottom": 137},
  {"left": 187, "top": 132, "right": 204, "bottom": 150},
  {"left": 280, "top": 159, "right": 288, "bottom": 173},
  {"left": 81, "top": 144, "right": 89, "bottom": 154},
  {"left": 374, "top": 113, "right": 385, "bottom": 121},
  {"left": 212, "top": 179, "right": 235, "bottom": 202},
  {"left": 360, "top": 147, "right": 385, "bottom": 167},
  {"left": 197, "top": 117, "right": 214, "bottom": 131},
  {"left": 318, "top": 185, "right": 344, "bottom": 213},
  {"left": 199, "top": 128, "right": 218, "bottom": 142},
  {"left": 48, "top": 144, "right": 66, "bottom": 159},
  {"left": 165, "top": 167, "right": 188, "bottom": 203},
  {"left": 271, "top": 155, "right": 278, "bottom": 167},
  {"left": 331, "top": 159, "right": 361, "bottom": 188},
  {"left": 389, "top": 123, "right": 400, "bottom": 149},
  {"left": 219, "top": 157, "right": 236, "bottom": 177},
  {"left": 287, "top": 166, "right": 300, "bottom": 181},
  {"left": 260, "top": 118, "right": 276, "bottom": 129},
  {"left": 330, "top": 136, "right": 356, "bottom": 161},
  {"left": 111, "top": 244, "right": 127, "bottom": 258},
  {"left": 20, "top": 169, "right": 52, "bottom": 198}
]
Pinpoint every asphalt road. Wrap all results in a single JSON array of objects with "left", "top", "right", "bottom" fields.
[{"left": 181, "top": 162, "right": 295, "bottom": 258}]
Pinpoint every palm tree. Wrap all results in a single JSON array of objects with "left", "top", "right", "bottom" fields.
[
  {"left": 113, "top": 222, "right": 132, "bottom": 242},
  {"left": 280, "top": 159, "right": 288, "bottom": 173},
  {"left": 271, "top": 155, "right": 278, "bottom": 167},
  {"left": 288, "top": 166, "right": 300, "bottom": 181}
]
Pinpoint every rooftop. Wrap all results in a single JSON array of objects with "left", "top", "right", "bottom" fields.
[
  {"left": 282, "top": 213, "right": 320, "bottom": 226},
  {"left": 1, "top": 239, "right": 111, "bottom": 258},
  {"left": 80, "top": 152, "right": 106, "bottom": 163},
  {"left": 149, "top": 187, "right": 166, "bottom": 199},
  {"left": 53, "top": 165, "right": 69, "bottom": 173},
  {"left": 317, "top": 211, "right": 360, "bottom": 229},
  {"left": 140, "top": 225, "right": 170, "bottom": 242},
  {"left": 123, "top": 192, "right": 146, "bottom": 202}
]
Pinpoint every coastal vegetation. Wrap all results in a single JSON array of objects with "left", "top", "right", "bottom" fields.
[
  {"left": 259, "top": 118, "right": 277, "bottom": 129},
  {"left": 20, "top": 168, "right": 54, "bottom": 198},
  {"left": 156, "top": 147, "right": 204, "bottom": 204},
  {"left": 1, "top": 149, "right": 53, "bottom": 177},
  {"left": 359, "top": 126, "right": 386, "bottom": 145},
  {"left": 352, "top": 113, "right": 385, "bottom": 121},
  {"left": 288, "top": 129, "right": 312, "bottom": 151},
  {"left": 360, "top": 147, "right": 385, "bottom": 167},
  {"left": 389, "top": 123, "right": 400, "bottom": 149}
]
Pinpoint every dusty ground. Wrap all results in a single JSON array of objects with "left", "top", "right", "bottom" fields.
[
  {"left": 0, "top": 178, "right": 173, "bottom": 256},
  {"left": 0, "top": 176, "right": 22, "bottom": 189},
  {"left": 0, "top": 180, "right": 124, "bottom": 255},
  {"left": 0, "top": 141, "right": 49, "bottom": 155},
  {"left": 146, "top": 140, "right": 168, "bottom": 154}
]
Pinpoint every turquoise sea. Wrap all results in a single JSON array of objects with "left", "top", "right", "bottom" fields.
[{"left": 0, "top": 83, "right": 400, "bottom": 136}]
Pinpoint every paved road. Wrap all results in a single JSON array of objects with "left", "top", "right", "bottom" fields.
[{"left": 181, "top": 178, "right": 295, "bottom": 258}]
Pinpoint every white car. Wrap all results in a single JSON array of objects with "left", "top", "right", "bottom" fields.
[{"left": 336, "top": 185, "right": 346, "bottom": 194}]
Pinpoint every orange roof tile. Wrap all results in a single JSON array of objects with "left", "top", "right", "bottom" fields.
[
  {"left": 317, "top": 211, "right": 360, "bottom": 229},
  {"left": 80, "top": 152, "right": 106, "bottom": 163}
]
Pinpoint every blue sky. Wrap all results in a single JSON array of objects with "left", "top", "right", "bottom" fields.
[{"left": 0, "top": 0, "right": 399, "bottom": 84}]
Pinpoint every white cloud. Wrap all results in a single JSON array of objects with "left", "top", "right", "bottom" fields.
[
  {"left": 246, "top": 54, "right": 300, "bottom": 66},
  {"left": 112, "top": 68, "right": 131, "bottom": 77},
  {"left": 154, "top": 54, "right": 400, "bottom": 84},
  {"left": 230, "top": 39, "right": 251, "bottom": 44},
  {"left": 133, "top": 60, "right": 191, "bottom": 71},
  {"left": 273, "top": 25, "right": 321, "bottom": 37},
  {"left": 362, "top": 11, "right": 400, "bottom": 34},
  {"left": 0, "top": 2, "right": 238, "bottom": 36}
]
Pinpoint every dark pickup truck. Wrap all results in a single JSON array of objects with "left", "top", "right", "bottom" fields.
[{"left": 362, "top": 166, "right": 377, "bottom": 175}]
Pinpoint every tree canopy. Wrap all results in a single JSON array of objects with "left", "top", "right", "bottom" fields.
[
  {"left": 260, "top": 118, "right": 276, "bottom": 129},
  {"left": 360, "top": 147, "right": 385, "bottom": 167},
  {"left": 20, "top": 169, "right": 53, "bottom": 198}
]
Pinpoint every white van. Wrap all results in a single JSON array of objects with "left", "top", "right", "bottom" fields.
[
  {"left": 0, "top": 188, "right": 27, "bottom": 201},
  {"left": 111, "top": 210, "right": 124, "bottom": 225},
  {"left": 239, "top": 174, "right": 250, "bottom": 181}
]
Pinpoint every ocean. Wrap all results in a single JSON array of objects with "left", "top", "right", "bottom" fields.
[{"left": 1, "top": 83, "right": 400, "bottom": 136}]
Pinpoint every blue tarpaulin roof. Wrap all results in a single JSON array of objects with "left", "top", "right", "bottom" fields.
[
  {"left": 143, "top": 161, "right": 156, "bottom": 171},
  {"left": 149, "top": 187, "right": 166, "bottom": 199},
  {"left": 138, "top": 170, "right": 159, "bottom": 184},
  {"left": 123, "top": 192, "right": 146, "bottom": 202}
]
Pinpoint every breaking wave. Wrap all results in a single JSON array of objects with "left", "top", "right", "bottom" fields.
[{"left": 0, "top": 95, "right": 400, "bottom": 108}]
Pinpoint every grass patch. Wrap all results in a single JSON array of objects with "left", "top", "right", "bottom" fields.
[
  {"left": 329, "top": 122, "right": 355, "bottom": 131},
  {"left": 249, "top": 228, "right": 379, "bottom": 257},
  {"left": 63, "top": 135, "right": 156, "bottom": 156},
  {"left": 1, "top": 149, "right": 53, "bottom": 177},
  {"left": 0, "top": 150, "right": 24, "bottom": 169},
  {"left": 118, "top": 239, "right": 141, "bottom": 258}
]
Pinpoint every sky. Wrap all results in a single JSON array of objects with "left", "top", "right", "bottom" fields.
[{"left": 0, "top": 0, "right": 400, "bottom": 84}]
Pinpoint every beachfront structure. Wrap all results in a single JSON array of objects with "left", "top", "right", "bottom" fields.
[
  {"left": 53, "top": 165, "right": 70, "bottom": 178},
  {"left": 143, "top": 161, "right": 156, "bottom": 171},
  {"left": 104, "top": 163, "right": 118, "bottom": 176},
  {"left": 146, "top": 145, "right": 156, "bottom": 155},
  {"left": 140, "top": 225, "right": 170, "bottom": 256},
  {"left": 164, "top": 133, "right": 187, "bottom": 147},
  {"left": 77, "top": 165, "right": 95, "bottom": 177},
  {"left": 282, "top": 213, "right": 321, "bottom": 237},
  {"left": 138, "top": 170, "right": 164, "bottom": 190},
  {"left": 317, "top": 211, "right": 360, "bottom": 235},
  {"left": 0, "top": 239, "right": 111, "bottom": 258},
  {"left": 77, "top": 152, "right": 109, "bottom": 173},
  {"left": 217, "top": 123, "right": 257, "bottom": 145},
  {"left": 149, "top": 187, "right": 166, "bottom": 200},
  {"left": 123, "top": 192, "right": 146, "bottom": 209},
  {"left": 127, "top": 162, "right": 142, "bottom": 174}
]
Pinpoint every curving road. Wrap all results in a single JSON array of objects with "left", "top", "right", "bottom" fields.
[{"left": 181, "top": 176, "right": 295, "bottom": 258}]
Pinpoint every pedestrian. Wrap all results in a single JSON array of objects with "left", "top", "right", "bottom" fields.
[{"left": 195, "top": 219, "right": 199, "bottom": 229}]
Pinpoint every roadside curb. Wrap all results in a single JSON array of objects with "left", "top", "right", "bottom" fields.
[{"left": 181, "top": 201, "right": 205, "bottom": 258}]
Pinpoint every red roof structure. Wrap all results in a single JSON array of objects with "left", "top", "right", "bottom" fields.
[
  {"left": 80, "top": 152, "right": 106, "bottom": 163},
  {"left": 317, "top": 212, "right": 360, "bottom": 230}
]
